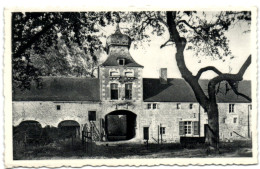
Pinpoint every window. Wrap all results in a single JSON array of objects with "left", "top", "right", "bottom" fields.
[
  {"left": 110, "top": 83, "right": 118, "bottom": 100},
  {"left": 153, "top": 103, "right": 157, "bottom": 109},
  {"left": 233, "top": 117, "right": 237, "bottom": 123},
  {"left": 177, "top": 103, "right": 181, "bottom": 109},
  {"left": 160, "top": 127, "right": 166, "bottom": 134},
  {"left": 125, "top": 83, "right": 132, "bottom": 100},
  {"left": 147, "top": 104, "right": 151, "bottom": 109},
  {"left": 118, "top": 59, "right": 125, "bottom": 66},
  {"left": 88, "top": 111, "right": 96, "bottom": 121},
  {"left": 56, "top": 105, "right": 61, "bottom": 110},
  {"left": 229, "top": 104, "right": 235, "bottom": 113},
  {"left": 179, "top": 121, "right": 199, "bottom": 135},
  {"left": 110, "top": 71, "right": 119, "bottom": 76},
  {"left": 189, "top": 104, "right": 193, "bottom": 109},
  {"left": 249, "top": 104, "right": 252, "bottom": 110},
  {"left": 193, "top": 113, "right": 196, "bottom": 118},
  {"left": 184, "top": 121, "right": 192, "bottom": 134},
  {"left": 125, "top": 71, "right": 134, "bottom": 77},
  {"left": 223, "top": 118, "right": 226, "bottom": 123}
]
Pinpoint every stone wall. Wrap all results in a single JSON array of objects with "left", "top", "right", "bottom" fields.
[
  {"left": 99, "top": 67, "right": 143, "bottom": 101},
  {"left": 12, "top": 101, "right": 102, "bottom": 129},
  {"left": 139, "top": 102, "right": 208, "bottom": 143},
  {"left": 218, "top": 103, "right": 251, "bottom": 141},
  {"left": 12, "top": 101, "right": 251, "bottom": 143}
]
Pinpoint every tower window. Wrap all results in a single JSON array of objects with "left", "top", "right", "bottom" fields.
[
  {"left": 125, "top": 83, "right": 132, "bottom": 100},
  {"left": 118, "top": 59, "right": 125, "bottom": 66},
  {"left": 110, "top": 83, "right": 118, "bottom": 100},
  {"left": 110, "top": 71, "right": 119, "bottom": 76}
]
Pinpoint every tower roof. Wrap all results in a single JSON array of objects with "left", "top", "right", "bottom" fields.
[
  {"left": 106, "top": 23, "right": 131, "bottom": 48},
  {"left": 101, "top": 23, "right": 143, "bottom": 67}
]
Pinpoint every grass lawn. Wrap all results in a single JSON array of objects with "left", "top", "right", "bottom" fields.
[{"left": 13, "top": 139, "right": 252, "bottom": 160}]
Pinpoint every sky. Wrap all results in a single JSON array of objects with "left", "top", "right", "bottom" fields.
[{"left": 98, "top": 16, "right": 252, "bottom": 80}]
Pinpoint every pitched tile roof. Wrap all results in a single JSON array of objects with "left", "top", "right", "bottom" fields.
[
  {"left": 13, "top": 77, "right": 100, "bottom": 101},
  {"left": 13, "top": 77, "right": 251, "bottom": 103},
  {"left": 143, "top": 78, "right": 251, "bottom": 103}
]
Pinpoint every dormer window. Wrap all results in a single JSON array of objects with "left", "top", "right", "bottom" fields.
[{"left": 118, "top": 59, "right": 125, "bottom": 66}]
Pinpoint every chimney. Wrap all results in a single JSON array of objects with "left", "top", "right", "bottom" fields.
[{"left": 159, "top": 68, "right": 167, "bottom": 84}]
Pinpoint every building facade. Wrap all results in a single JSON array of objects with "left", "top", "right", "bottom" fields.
[{"left": 12, "top": 26, "right": 252, "bottom": 143}]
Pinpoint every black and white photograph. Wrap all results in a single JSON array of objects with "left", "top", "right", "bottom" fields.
[{"left": 3, "top": 5, "right": 258, "bottom": 167}]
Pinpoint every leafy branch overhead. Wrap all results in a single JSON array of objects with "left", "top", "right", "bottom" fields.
[{"left": 12, "top": 12, "right": 119, "bottom": 90}]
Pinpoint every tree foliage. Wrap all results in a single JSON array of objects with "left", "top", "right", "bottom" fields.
[{"left": 12, "top": 12, "right": 119, "bottom": 90}]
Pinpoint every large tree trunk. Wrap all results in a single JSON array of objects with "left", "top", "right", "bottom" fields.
[
  {"left": 205, "top": 102, "right": 220, "bottom": 152},
  {"left": 165, "top": 11, "right": 251, "bottom": 153}
]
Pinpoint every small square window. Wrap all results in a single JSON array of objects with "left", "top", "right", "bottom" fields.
[
  {"left": 160, "top": 127, "right": 166, "bottom": 134},
  {"left": 56, "top": 105, "right": 61, "bottom": 110},
  {"left": 118, "top": 59, "right": 125, "bottom": 66},
  {"left": 233, "top": 117, "right": 237, "bottom": 123},
  {"left": 177, "top": 103, "right": 181, "bottom": 109},
  {"left": 223, "top": 118, "right": 226, "bottom": 123},
  {"left": 88, "top": 111, "right": 96, "bottom": 121},
  {"left": 147, "top": 104, "right": 151, "bottom": 109},
  {"left": 153, "top": 103, "right": 157, "bottom": 109}
]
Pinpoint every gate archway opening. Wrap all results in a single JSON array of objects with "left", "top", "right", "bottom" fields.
[
  {"left": 105, "top": 110, "right": 137, "bottom": 141},
  {"left": 14, "top": 120, "right": 42, "bottom": 144},
  {"left": 58, "top": 120, "right": 80, "bottom": 138}
]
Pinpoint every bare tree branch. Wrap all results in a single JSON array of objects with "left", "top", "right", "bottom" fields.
[
  {"left": 227, "top": 80, "right": 252, "bottom": 102},
  {"left": 196, "top": 66, "right": 222, "bottom": 79},
  {"left": 160, "top": 39, "right": 174, "bottom": 48},
  {"left": 208, "top": 55, "right": 251, "bottom": 102}
]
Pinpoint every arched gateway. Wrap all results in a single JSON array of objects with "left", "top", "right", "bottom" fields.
[{"left": 105, "top": 110, "right": 137, "bottom": 141}]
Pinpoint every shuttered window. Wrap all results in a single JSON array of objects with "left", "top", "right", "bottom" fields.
[
  {"left": 193, "top": 121, "right": 199, "bottom": 135},
  {"left": 179, "top": 121, "right": 184, "bottom": 135},
  {"left": 179, "top": 121, "right": 199, "bottom": 135}
]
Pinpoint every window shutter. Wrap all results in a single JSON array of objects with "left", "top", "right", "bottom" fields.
[
  {"left": 193, "top": 121, "right": 199, "bottom": 135},
  {"left": 179, "top": 121, "right": 184, "bottom": 135}
]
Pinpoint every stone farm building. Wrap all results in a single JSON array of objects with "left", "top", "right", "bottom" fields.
[{"left": 12, "top": 26, "right": 252, "bottom": 143}]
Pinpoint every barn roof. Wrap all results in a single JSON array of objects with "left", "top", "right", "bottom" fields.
[
  {"left": 12, "top": 77, "right": 100, "bottom": 102},
  {"left": 143, "top": 78, "right": 251, "bottom": 103},
  {"left": 13, "top": 77, "right": 251, "bottom": 103}
]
